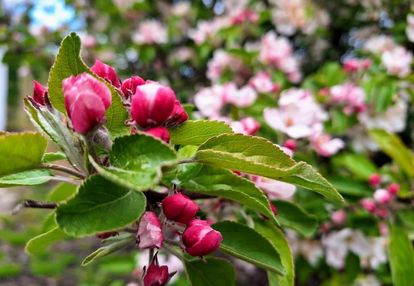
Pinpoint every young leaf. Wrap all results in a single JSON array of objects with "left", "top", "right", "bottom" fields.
[
  {"left": 274, "top": 200, "right": 318, "bottom": 237},
  {"left": 212, "top": 221, "right": 285, "bottom": 274},
  {"left": 25, "top": 227, "right": 69, "bottom": 256},
  {"left": 169, "top": 164, "right": 278, "bottom": 224},
  {"left": 369, "top": 129, "right": 414, "bottom": 177},
  {"left": 196, "top": 134, "right": 344, "bottom": 204},
  {"left": 47, "top": 183, "right": 77, "bottom": 202},
  {"left": 42, "top": 152, "right": 66, "bottom": 163},
  {"left": 92, "top": 134, "right": 176, "bottom": 191},
  {"left": 255, "top": 221, "right": 294, "bottom": 286},
  {"left": 169, "top": 120, "right": 233, "bottom": 146},
  {"left": 185, "top": 257, "right": 236, "bottom": 286},
  {"left": 47, "top": 32, "right": 128, "bottom": 138},
  {"left": 0, "top": 170, "right": 54, "bottom": 187},
  {"left": 56, "top": 175, "right": 146, "bottom": 237},
  {"left": 388, "top": 225, "right": 414, "bottom": 286},
  {"left": 82, "top": 233, "right": 135, "bottom": 266},
  {"left": 0, "top": 132, "right": 47, "bottom": 176}
]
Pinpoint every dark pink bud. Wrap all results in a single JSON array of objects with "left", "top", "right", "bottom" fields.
[
  {"left": 375, "top": 208, "right": 389, "bottom": 218},
  {"left": 164, "top": 100, "right": 189, "bottom": 127},
  {"left": 182, "top": 219, "right": 222, "bottom": 257},
  {"left": 162, "top": 193, "right": 199, "bottom": 225},
  {"left": 136, "top": 211, "right": 163, "bottom": 249},
  {"left": 96, "top": 231, "right": 118, "bottom": 239},
  {"left": 91, "top": 59, "right": 121, "bottom": 87},
  {"left": 330, "top": 210, "right": 346, "bottom": 225},
  {"left": 63, "top": 73, "right": 112, "bottom": 134},
  {"left": 121, "top": 76, "right": 145, "bottom": 98},
  {"left": 368, "top": 173, "right": 381, "bottom": 187},
  {"left": 361, "top": 198, "right": 376, "bottom": 213},
  {"left": 387, "top": 183, "right": 400, "bottom": 195},
  {"left": 32, "top": 80, "right": 47, "bottom": 105},
  {"left": 130, "top": 82, "right": 180, "bottom": 128},
  {"left": 143, "top": 263, "right": 170, "bottom": 286},
  {"left": 145, "top": 127, "right": 170, "bottom": 142},
  {"left": 283, "top": 139, "right": 297, "bottom": 152},
  {"left": 270, "top": 203, "right": 278, "bottom": 215}
]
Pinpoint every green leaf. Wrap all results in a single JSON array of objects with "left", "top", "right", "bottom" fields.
[
  {"left": 329, "top": 177, "right": 372, "bottom": 197},
  {"left": 363, "top": 75, "right": 397, "bottom": 113},
  {"left": 332, "top": 153, "right": 377, "bottom": 180},
  {"left": 212, "top": 221, "right": 285, "bottom": 274},
  {"left": 0, "top": 132, "right": 47, "bottom": 176},
  {"left": 274, "top": 200, "right": 318, "bottom": 237},
  {"left": 47, "top": 183, "right": 77, "bottom": 202},
  {"left": 369, "top": 129, "right": 414, "bottom": 177},
  {"left": 48, "top": 32, "right": 128, "bottom": 138},
  {"left": 56, "top": 175, "right": 146, "bottom": 237},
  {"left": 91, "top": 134, "right": 177, "bottom": 191},
  {"left": 255, "top": 221, "right": 294, "bottom": 286},
  {"left": 169, "top": 120, "right": 233, "bottom": 146},
  {"left": 42, "top": 152, "right": 66, "bottom": 163},
  {"left": 196, "top": 134, "right": 344, "bottom": 204},
  {"left": 25, "top": 227, "right": 69, "bottom": 256},
  {"left": 185, "top": 257, "right": 235, "bottom": 286},
  {"left": 388, "top": 225, "right": 414, "bottom": 286},
  {"left": 82, "top": 233, "right": 135, "bottom": 266},
  {"left": 170, "top": 164, "right": 277, "bottom": 224},
  {"left": 0, "top": 169, "right": 53, "bottom": 187}
]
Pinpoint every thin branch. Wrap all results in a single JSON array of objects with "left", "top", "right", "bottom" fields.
[
  {"left": 12, "top": 199, "right": 57, "bottom": 214},
  {"left": 178, "top": 158, "right": 196, "bottom": 164},
  {"left": 41, "top": 163, "right": 86, "bottom": 179}
]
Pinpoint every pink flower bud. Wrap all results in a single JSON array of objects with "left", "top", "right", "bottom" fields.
[
  {"left": 162, "top": 193, "right": 199, "bottom": 225},
  {"left": 143, "top": 263, "right": 170, "bottom": 286},
  {"left": 374, "top": 189, "right": 392, "bottom": 204},
  {"left": 182, "top": 219, "right": 222, "bottom": 257},
  {"left": 283, "top": 139, "right": 297, "bottom": 152},
  {"left": 32, "top": 80, "right": 47, "bottom": 105},
  {"left": 331, "top": 210, "right": 347, "bottom": 225},
  {"left": 91, "top": 59, "right": 121, "bottom": 87},
  {"left": 240, "top": 117, "right": 260, "bottom": 135},
  {"left": 121, "top": 76, "right": 145, "bottom": 98},
  {"left": 137, "top": 211, "right": 163, "bottom": 249},
  {"left": 63, "top": 73, "right": 112, "bottom": 134},
  {"left": 375, "top": 208, "right": 389, "bottom": 218},
  {"left": 387, "top": 183, "right": 400, "bottom": 195},
  {"left": 368, "top": 173, "right": 381, "bottom": 187},
  {"left": 131, "top": 82, "right": 187, "bottom": 128},
  {"left": 144, "top": 127, "right": 170, "bottom": 142},
  {"left": 361, "top": 198, "right": 376, "bottom": 213}
]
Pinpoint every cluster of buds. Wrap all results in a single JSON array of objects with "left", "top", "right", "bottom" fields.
[
  {"left": 361, "top": 173, "right": 400, "bottom": 218},
  {"left": 135, "top": 193, "right": 222, "bottom": 285},
  {"left": 31, "top": 59, "right": 188, "bottom": 139}
]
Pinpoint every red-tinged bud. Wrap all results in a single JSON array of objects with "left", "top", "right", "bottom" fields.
[
  {"left": 375, "top": 208, "right": 389, "bottom": 218},
  {"left": 96, "top": 231, "right": 118, "bottom": 239},
  {"left": 63, "top": 73, "right": 112, "bottom": 134},
  {"left": 162, "top": 193, "right": 199, "bottom": 225},
  {"left": 283, "top": 139, "right": 297, "bottom": 152},
  {"left": 32, "top": 80, "right": 47, "bottom": 105},
  {"left": 331, "top": 210, "right": 346, "bottom": 225},
  {"left": 91, "top": 59, "right": 121, "bottom": 87},
  {"left": 137, "top": 211, "right": 163, "bottom": 249},
  {"left": 131, "top": 82, "right": 176, "bottom": 128},
  {"left": 145, "top": 127, "right": 170, "bottom": 142},
  {"left": 164, "top": 100, "right": 189, "bottom": 127},
  {"left": 361, "top": 198, "right": 376, "bottom": 213},
  {"left": 387, "top": 183, "right": 400, "bottom": 195},
  {"left": 270, "top": 203, "right": 278, "bottom": 215},
  {"left": 143, "top": 263, "right": 170, "bottom": 286},
  {"left": 373, "top": 189, "right": 392, "bottom": 204},
  {"left": 368, "top": 173, "right": 381, "bottom": 187},
  {"left": 182, "top": 219, "right": 222, "bottom": 257},
  {"left": 121, "top": 76, "right": 145, "bottom": 98}
]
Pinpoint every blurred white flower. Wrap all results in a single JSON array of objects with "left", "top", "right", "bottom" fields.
[
  {"left": 133, "top": 20, "right": 167, "bottom": 44},
  {"left": 381, "top": 46, "right": 412, "bottom": 77},
  {"left": 364, "top": 35, "right": 396, "bottom": 54},
  {"left": 407, "top": 14, "right": 414, "bottom": 42}
]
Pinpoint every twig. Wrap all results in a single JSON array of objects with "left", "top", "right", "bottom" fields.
[
  {"left": 178, "top": 158, "right": 196, "bottom": 164},
  {"left": 41, "top": 163, "right": 86, "bottom": 179},
  {"left": 12, "top": 199, "right": 57, "bottom": 214}
]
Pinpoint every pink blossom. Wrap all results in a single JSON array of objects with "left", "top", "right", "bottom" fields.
[
  {"left": 381, "top": 46, "right": 412, "bottom": 77},
  {"left": 231, "top": 9, "right": 258, "bottom": 25},
  {"left": 361, "top": 198, "right": 376, "bottom": 213},
  {"left": 254, "top": 176, "right": 296, "bottom": 200},
  {"left": 343, "top": 58, "right": 371, "bottom": 73},
  {"left": 331, "top": 210, "right": 347, "bottom": 225},
  {"left": 207, "top": 50, "right": 243, "bottom": 82},
  {"left": 406, "top": 14, "right": 414, "bottom": 42},
  {"left": 225, "top": 85, "right": 257, "bottom": 108},
  {"left": 193, "top": 84, "right": 235, "bottom": 117},
  {"left": 259, "top": 32, "right": 292, "bottom": 65},
  {"left": 264, "top": 89, "right": 327, "bottom": 139},
  {"left": 249, "top": 72, "right": 279, "bottom": 93},
  {"left": 133, "top": 20, "right": 167, "bottom": 45},
  {"left": 188, "top": 18, "right": 230, "bottom": 45},
  {"left": 137, "top": 211, "right": 163, "bottom": 249},
  {"left": 230, "top": 117, "right": 260, "bottom": 135},
  {"left": 373, "top": 189, "right": 392, "bottom": 205},
  {"left": 329, "top": 83, "right": 366, "bottom": 114},
  {"left": 310, "top": 128, "right": 344, "bottom": 157}
]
